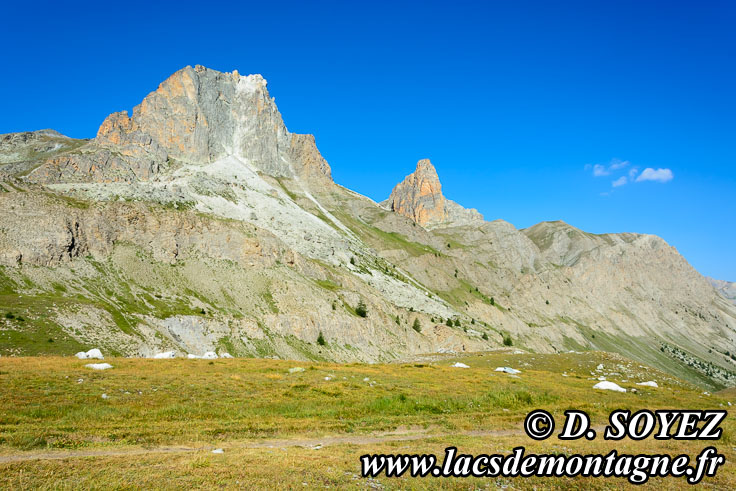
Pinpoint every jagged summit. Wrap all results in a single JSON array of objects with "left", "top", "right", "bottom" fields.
[
  {"left": 29, "top": 65, "right": 332, "bottom": 184},
  {"left": 385, "top": 158, "right": 483, "bottom": 228}
]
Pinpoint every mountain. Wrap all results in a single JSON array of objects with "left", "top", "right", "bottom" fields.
[
  {"left": 1, "top": 65, "right": 735, "bottom": 389},
  {"left": 709, "top": 278, "right": 736, "bottom": 305}
]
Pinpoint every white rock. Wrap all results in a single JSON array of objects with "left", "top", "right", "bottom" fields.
[
  {"left": 593, "top": 381, "right": 626, "bottom": 393},
  {"left": 288, "top": 367, "right": 305, "bottom": 374},
  {"left": 187, "top": 354, "right": 200, "bottom": 359},
  {"left": 76, "top": 348, "right": 104, "bottom": 360},
  {"left": 451, "top": 362, "right": 470, "bottom": 368},
  {"left": 324, "top": 376, "right": 332, "bottom": 381},
  {"left": 596, "top": 364, "right": 604, "bottom": 371},
  {"left": 152, "top": 351, "right": 176, "bottom": 359},
  {"left": 495, "top": 367, "right": 521, "bottom": 374},
  {"left": 201, "top": 352, "right": 218, "bottom": 359},
  {"left": 363, "top": 377, "right": 370, "bottom": 382},
  {"left": 101, "top": 393, "right": 109, "bottom": 399},
  {"left": 597, "top": 376, "right": 606, "bottom": 381},
  {"left": 636, "top": 381, "right": 658, "bottom": 388},
  {"left": 212, "top": 448, "right": 224, "bottom": 454},
  {"left": 85, "top": 363, "right": 113, "bottom": 370},
  {"left": 220, "top": 353, "right": 234, "bottom": 358}
]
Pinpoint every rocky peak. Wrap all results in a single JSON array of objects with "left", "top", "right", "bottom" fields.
[
  {"left": 30, "top": 65, "right": 332, "bottom": 184},
  {"left": 386, "top": 159, "right": 483, "bottom": 228},
  {"left": 387, "top": 159, "right": 447, "bottom": 227}
]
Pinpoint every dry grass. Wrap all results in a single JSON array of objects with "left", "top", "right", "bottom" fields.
[{"left": 0, "top": 351, "right": 734, "bottom": 488}]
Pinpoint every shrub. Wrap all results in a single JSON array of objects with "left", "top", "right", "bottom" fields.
[
  {"left": 482, "top": 332, "right": 489, "bottom": 341},
  {"left": 545, "top": 300, "right": 549, "bottom": 305},
  {"left": 331, "top": 301, "right": 336, "bottom": 311},
  {"left": 412, "top": 319, "right": 421, "bottom": 333},
  {"left": 445, "top": 318, "right": 453, "bottom": 327},
  {"left": 355, "top": 300, "right": 367, "bottom": 318},
  {"left": 5, "top": 312, "right": 14, "bottom": 319},
  {"left": 503, "top": 334, "right": 513, "bottom": 346},
  {"left": 454, "top": 319, "right": 461, "bottom": 327},
  {"left": 350, "top": 257, "right": 356, "bottom": 265},
  {"left": 490, "top": 297, "right": 495, "bottom": 306},
  {"left": 395, "top": 316, "right": 401, "bottom": 325},
  {"left": 317, "top": 331, "right": 326, "bottom": 346},
  {"left": 471, "top": 319, "right": 475, "bottom": 325}
]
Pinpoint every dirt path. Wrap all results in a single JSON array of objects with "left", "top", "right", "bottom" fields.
[{"left": 0, "top": 427, "right": 529, "bottom": 464}]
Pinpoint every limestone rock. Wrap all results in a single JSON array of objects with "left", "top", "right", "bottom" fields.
[
  {"left": 385, "top": 159, "right": 483, "bottom": 228},
  {"left": 29, "top": 66, "right": 332, "bottom": 184},
  {"left": 709, "top": 277, "right": 736, "bottom": 305}
]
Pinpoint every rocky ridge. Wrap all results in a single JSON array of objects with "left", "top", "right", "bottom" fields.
[
  {"left": 709, "top": 278, "right": 736, "bottom": 306},
  {"left": 1, "top": 65, "right": 735, "bottom": 390}
]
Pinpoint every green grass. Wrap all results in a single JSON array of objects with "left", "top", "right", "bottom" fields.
[
  {"left": 313, "top": 278, "right": 340, "bottom": 291},
  {"left": 331, "top": 210, "right": 441, "bottom": 257},
  {"left": 0, "top": 352, "right": 733, "bottom": 488}
]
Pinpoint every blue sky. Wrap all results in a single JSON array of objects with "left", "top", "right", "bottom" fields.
[{"left": 1, "top": 1, "right": 734, "bottom": 279}]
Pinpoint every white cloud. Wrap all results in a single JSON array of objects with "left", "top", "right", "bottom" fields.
[
  {"left": 592, "top": 164, "right": 609, "bottom": 177},
  {"left": 589, "top": 159, "right": 630, "bottom": 177},
  {"left": 609, "top": 159, "right": 630, "bottom": 171},
  {"left": 635, "top": 168, "right": 673, "bottom": 183},
  {"left": 612, "top": 176, "right": 628, "bottom": 187},
  {"left": 628, "top": 167, "right": 639, "bottom": 180}
]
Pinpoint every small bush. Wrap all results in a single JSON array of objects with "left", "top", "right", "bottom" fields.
[
  {"left": 355, "top": 300, "right": 367, "bottom": 318},
  {"left": 331, "top": 301, "right": 337, "bottom": 311},
  {"left": 454, "top": 319, "right": 461, "bottom": 327},
  {"left": 490, "top": 297, "right": 495, "bottom": 306},
  {"left": 317, "top": 331, "right": 326, "bottom": 346},
  {"left": 445, "top": 318, "right": 453, "bottom": 327},
  {"left": 395, "top": 316, "right": 401, "bottom": 325},
  {"left": 350, "top": 257, "right": 356, "bottom": 265},
  {"left": 471, "top": 318, "right": 475, "bottom": 325},
  {"left": 412, "top": 319, "right": 422, "bottom": 333},
  {"left": 5, "top": 312, "right": 14, "bottom": 319},
  {"left": 545, "top": 300, "right": 549, "bottom": 305},
  {"left": 503, "top": 334, "right": 513, "bottom": 346},
  {"left": 482, "top": 332, "right": 489, "bottom": 341}
]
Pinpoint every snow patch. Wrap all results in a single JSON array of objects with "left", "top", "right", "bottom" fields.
[
  {"left": 86, "top": 363, "right": 113, "bottom": 370},
  {"left": 495, "top": 367, "right": 521, "bottom": 374},
  {"left": 451, "top": 362, "right": 470, "bottom": 368}
]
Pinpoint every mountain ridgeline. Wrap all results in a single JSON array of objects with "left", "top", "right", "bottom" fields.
[{"left": 1, "top": 65, "right": 734, "bottom": 389}]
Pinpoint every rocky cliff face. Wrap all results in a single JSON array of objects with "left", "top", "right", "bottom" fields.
[
  {"left": 385, "top": 159, "right": 483, "bottom": 228},
  {"left": 29, "top": 66, "right": 332, "bottom": 185},
  {"left": 1, "top": 65, "right": 735, "bottom": 389}
]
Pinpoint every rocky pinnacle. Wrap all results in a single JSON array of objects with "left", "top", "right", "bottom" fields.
[{"left": 386, "top": 159, "right": 483, "bottom": 228}]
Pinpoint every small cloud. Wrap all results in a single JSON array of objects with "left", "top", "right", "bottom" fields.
[
  {"left": 592, "top": 164, "right": 609, "bottom": 177},
  {"left": 588, "top": 159, "right": 630, "bottom": 177},
  {"left": 635, "top": 168, "right": 673, "bottom": 183},
  {"left": 612, "top": 176, "right": 628, "bottom": 187},
  {"left": 628, "top": 167, "right": 639, "bottom": 180},
  {"left": 609, "top": 159, "right": 630, "bottom": 171}
]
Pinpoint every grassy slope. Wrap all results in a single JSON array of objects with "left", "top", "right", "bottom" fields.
[{"left": 0, "top": 352, "right": 734, "bottom": 488}]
